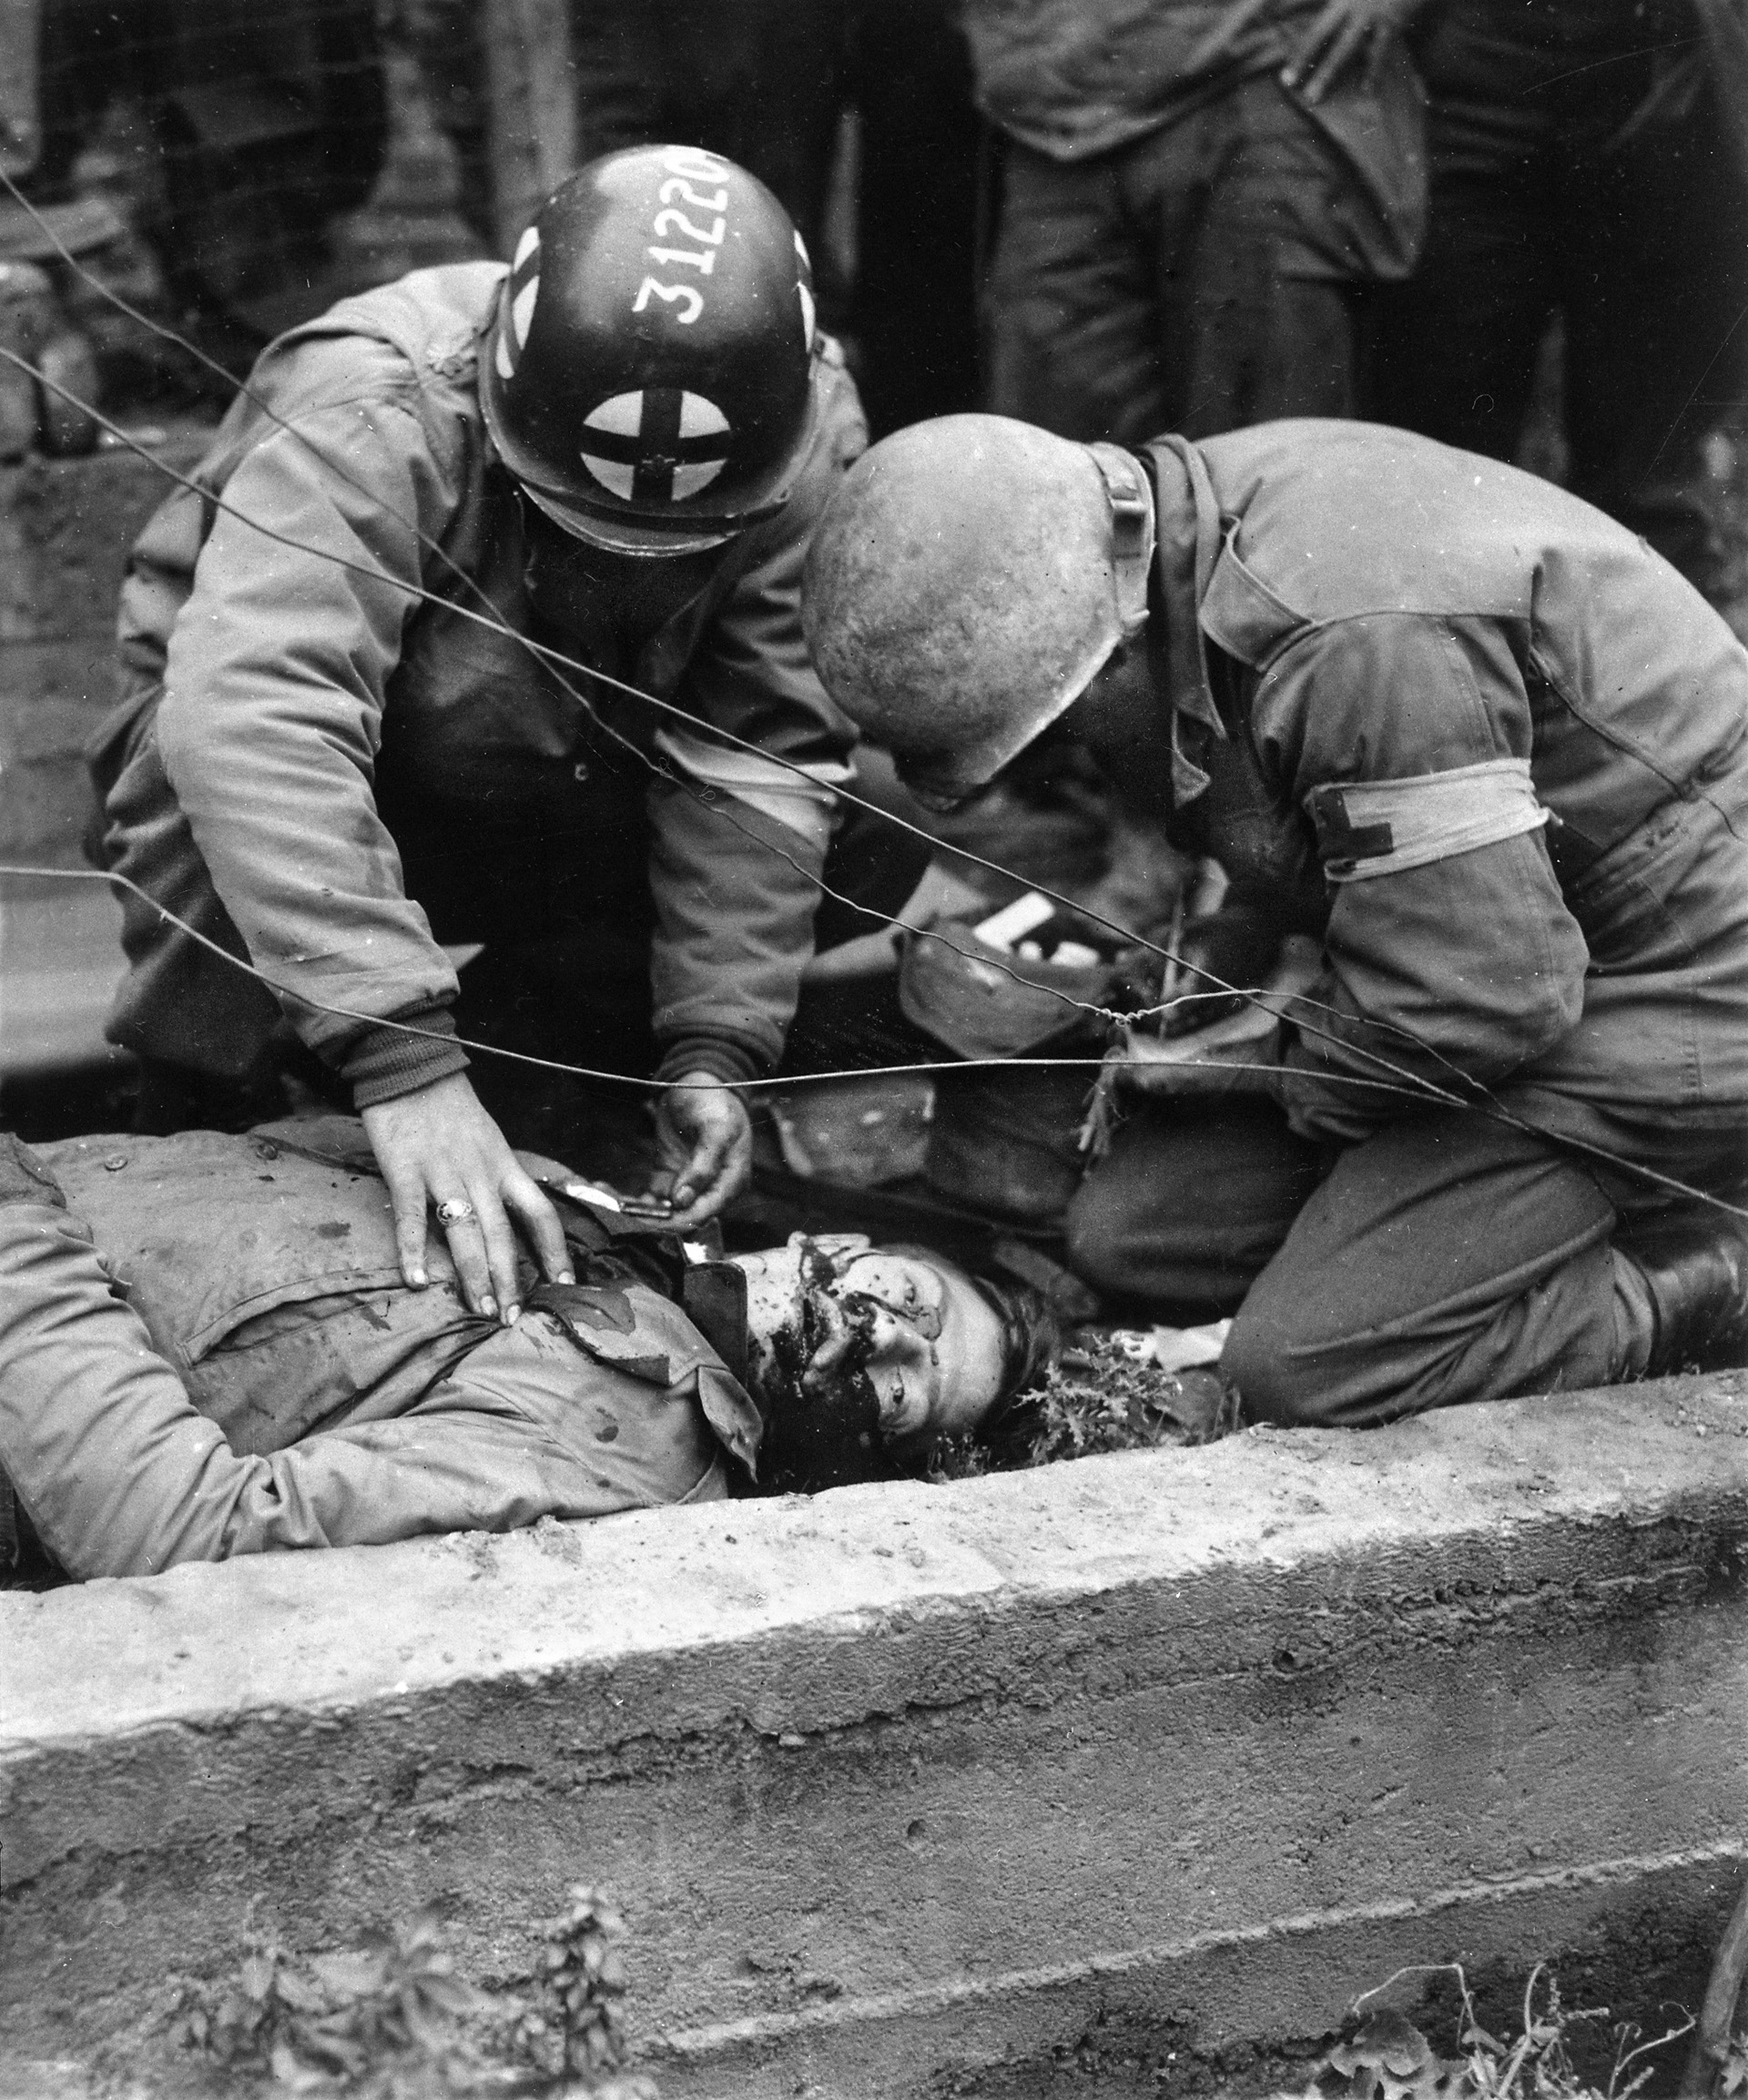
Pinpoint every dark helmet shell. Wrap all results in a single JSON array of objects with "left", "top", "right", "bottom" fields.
[{"left": 482, "top": 143, "right": 818, "bottom": 552}]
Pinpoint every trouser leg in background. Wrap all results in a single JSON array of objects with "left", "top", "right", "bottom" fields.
[
  {"left": 1367, "top": 112, "right": 1548, "bottom": 458},
  {"left": 983, "top": 78, "right": 1364, "bottom": 446},
  {"left": 983, "top": 136, "right": 1171, "bottom": 441},
  {"left": 1222, "top": 1104, "right": 1748, "bottom": 1429},
  {"left": 1367, "top": 2, "right": 1560, "bottom": 461},
  {"left": 848, "top": 0, "right": 982, "bottom": 437},
  {"left": 1559, "top": 80, "right": 1748, "bottom": 588},
  {"left": 1064, "top": 1099, "right": 1326, "bottom": 1316},
  {"left": 1371, "top": 0, "right": 1747, "bottom": 590}
]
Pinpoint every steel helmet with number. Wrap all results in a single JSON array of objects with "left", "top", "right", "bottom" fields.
[{"left": 481, "top": 144, "right": 819, "bottom": 555}]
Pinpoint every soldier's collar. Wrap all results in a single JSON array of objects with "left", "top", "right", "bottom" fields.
[{"left": 1142, "top": 437, "right": 1227, "bottom": 807}]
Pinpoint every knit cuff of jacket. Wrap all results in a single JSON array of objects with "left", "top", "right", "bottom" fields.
[
  {"left": 655, "top": 1036, "right": 763, "bottom": 1090},
  {"left": 342, "top": 1001, "right": 471, "bottom": 1109}
]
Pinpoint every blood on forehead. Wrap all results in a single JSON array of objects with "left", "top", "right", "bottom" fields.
[{"left": 824, "top": 1249, "right": 947, "bottom": 1344}]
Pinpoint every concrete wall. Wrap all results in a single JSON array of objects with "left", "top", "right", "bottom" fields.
[{"left": 5, "top": 1377, "right": 1748, "bottom": 2096}]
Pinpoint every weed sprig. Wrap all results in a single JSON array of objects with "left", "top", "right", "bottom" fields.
[
  {"left": 1276, "top": 1964, "right": 1694, "bottom": 2100},
  {"left": 177, "top": 1887, "right": 656, "bottom": 2097}
]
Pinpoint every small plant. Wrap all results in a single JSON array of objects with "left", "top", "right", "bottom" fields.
[
  {"left": 178, "top": 1906, "right": 494, "bottom": 2094},
  {"left": 178, "top": 1890, "right": 657, "bottom": 2096},
  {"left": 512, "top": 1887, "right": 655, "bottom": 2098},
  {"left": 929, "top": 1329, "right": 1237, "bottom": 1481},
  {"left": 1274, "top": 1964, "right": 1692, "bottom": 2100}
]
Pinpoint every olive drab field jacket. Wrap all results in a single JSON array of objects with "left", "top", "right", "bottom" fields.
[
  {"left": 1143, "top": 419, "right": 1748, "bottom": 1151},
  {"left": 0, "top": 1120, "right": 760, "bottom": 1578},
  {"left": 89, "top": 262, "right": 868, "bottom": 1097}
]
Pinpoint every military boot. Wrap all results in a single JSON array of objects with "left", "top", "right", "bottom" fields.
[{"left": 1624, "top": 1211, "right": 1748, "bottom": 1378}]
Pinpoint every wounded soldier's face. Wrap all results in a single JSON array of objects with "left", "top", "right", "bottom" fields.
[{"left": 732, "top": 1233, "right": 1011, "bottom": 1465}]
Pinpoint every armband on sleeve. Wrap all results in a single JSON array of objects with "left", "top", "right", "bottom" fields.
[{"left": 1306, "top": 758, "right": 1549, "bottom": 883}]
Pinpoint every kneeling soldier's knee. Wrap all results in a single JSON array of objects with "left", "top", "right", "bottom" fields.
[{"left": 1221, "top": 1310, "right": 1337, "bottom": 1428}]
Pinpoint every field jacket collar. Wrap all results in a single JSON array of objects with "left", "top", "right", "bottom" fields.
[{"left": 1143, "top": 435, "right": 1226, "bottom": 807}]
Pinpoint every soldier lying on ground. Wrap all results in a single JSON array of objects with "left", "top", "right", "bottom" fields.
[{"left": 0, "top": 1120, "right": 1053, "bottom": 1582}]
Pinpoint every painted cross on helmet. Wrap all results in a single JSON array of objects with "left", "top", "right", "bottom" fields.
[{"left": 580, "top": 389, "right": 733, "bottom": 504}]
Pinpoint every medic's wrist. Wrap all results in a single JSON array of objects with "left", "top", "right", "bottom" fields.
[
  {"left": 655, "top": 1036, "right": 762, "bottom": 1089},
  {"left": 342, "top": 1000, "right": 469, "bottom": 1109}
]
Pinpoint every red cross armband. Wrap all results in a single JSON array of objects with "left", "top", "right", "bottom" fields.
[{"left": 1306, "top": 759, "right": 1550, "bottom": 884}]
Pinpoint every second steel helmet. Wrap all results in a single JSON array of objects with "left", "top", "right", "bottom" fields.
[
  {"left": 801, "top": 415, "right": 1155, "bottom": 806},
  {"left": 482, "top": 144, "right": 819, "bottom": 554}
]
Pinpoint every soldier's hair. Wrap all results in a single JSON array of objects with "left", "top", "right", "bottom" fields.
[{"left": 971, "top": 1273, "right": 1062, "bottom": 1415}]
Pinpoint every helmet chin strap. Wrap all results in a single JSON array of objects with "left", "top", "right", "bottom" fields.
[{"left": 1086, "top": 442, "right": 1157, "bottom": 639}]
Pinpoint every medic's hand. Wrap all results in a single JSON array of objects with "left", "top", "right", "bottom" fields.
[
  {"left": 361, "top": 1072, "right": 574, "bottom": 1322},
  {"left": 1282, "top": 0, "right": 1424, "bottom": 100},
  {"left": 1159, "top": 906, "right": 1285, "bottom": 1040},
  {"left": 654, "top": 1074, "right": 754, "bottom": 1227}
]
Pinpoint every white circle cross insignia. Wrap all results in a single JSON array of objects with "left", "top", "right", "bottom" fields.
[{"left": 579, "top": 389, "right": 733, "bottom": 503}]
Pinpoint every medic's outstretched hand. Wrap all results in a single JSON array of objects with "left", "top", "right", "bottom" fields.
[
  {"left": 655, "top": 1074, "right": 754, "bottom": 1228},
  {"left": 362, "top": 1072, "right": 574, "bottom": 1322}
]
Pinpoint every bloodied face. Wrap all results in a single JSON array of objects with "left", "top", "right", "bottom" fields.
[{"left": 731, "top": 1233, "right": 1011, "bottom": 1476}]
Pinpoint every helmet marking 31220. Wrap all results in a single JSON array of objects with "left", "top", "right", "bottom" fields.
[
  {"left": 628, "top": 147, "right": 734, "bottom": 328},
  {"left": 483, "top": 146, "right": 818, "bottom": 543}
]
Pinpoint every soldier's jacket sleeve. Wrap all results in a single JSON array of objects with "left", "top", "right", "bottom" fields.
[
  {"left": 1249, "top": 613, "right": 1590, "bottom": 1145},
  {"left": 151, "top": 346, "right": 472, "bottom": 1096},
  {"left": 644, "top": 350, "right": 868, "bottom": 1082},
  {"left": 0, "top": 1190, "right": 727, "bottom": 1579}
]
